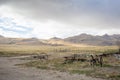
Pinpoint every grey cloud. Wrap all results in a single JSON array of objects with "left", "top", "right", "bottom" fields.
[
  {"left": 0, "top": 0, "right": 9, "bottom": 5},
  {"left": 1, "top": 0, "right": 120, "bottom": 30}
]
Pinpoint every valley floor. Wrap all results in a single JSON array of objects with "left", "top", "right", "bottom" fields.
[{"left": 0, "top": 56, "right": 105, "bottom": 80}]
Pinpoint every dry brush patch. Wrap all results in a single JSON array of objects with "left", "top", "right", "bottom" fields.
[{"left": 18, "top": 55, "right": 120, "bottom": 80}]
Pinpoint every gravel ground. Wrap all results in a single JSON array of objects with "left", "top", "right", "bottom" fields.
[{"left": 0, "top": 56, "right": 106, "bottom": 80}]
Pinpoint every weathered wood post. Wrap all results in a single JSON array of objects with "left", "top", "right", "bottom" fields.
[{"left": 99, "top": 55, "right": 103, "bottom": 67}]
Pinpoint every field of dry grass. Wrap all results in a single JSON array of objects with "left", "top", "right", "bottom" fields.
[
  {"left": 0, "top": 44, "right": 120, "bottom": 80},
  {"left": 0, "top": 44, "right": 118, "bottom": 56},
  {"left": 18, "top": 55, "right": 120, "bottom": 80}
]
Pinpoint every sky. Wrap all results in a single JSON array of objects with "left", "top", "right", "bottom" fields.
[{"left": 0, "top": 0, "right": 120, "bottom": 39}]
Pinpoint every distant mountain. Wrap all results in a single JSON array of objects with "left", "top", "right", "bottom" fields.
[
  {"left": 0, "top": 36, "right": 46, "bottom": 45},
  {"left": 0, "top": 34, "right": 120, "bottom": 46},
  {"left": 64, "top": 33, "right": 120, "bottom": 46},
  {"left": 50, "top": 37, "right": 62, "bottom": 40},
  {"left": 0, "top": 37, "right": 20, "bottom": 44},
  {"left": 16, "top": 38, "right": 46, "bottom": 45}
]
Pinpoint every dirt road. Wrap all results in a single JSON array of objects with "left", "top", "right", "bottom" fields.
[{"left": 0, "top": 57, "right": 105, "bottom": 80}]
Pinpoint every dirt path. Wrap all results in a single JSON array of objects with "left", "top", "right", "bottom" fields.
[{"left": 0, "top": 56, "right": 106, "bottom": 80}]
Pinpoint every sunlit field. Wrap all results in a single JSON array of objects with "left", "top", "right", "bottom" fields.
[{"left": 0, "top": 44, "right": 118, "bottom": 57}]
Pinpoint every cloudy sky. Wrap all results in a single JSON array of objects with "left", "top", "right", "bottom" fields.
[{"left": 0, "top": 0, "right": 120, "bottom": 39}]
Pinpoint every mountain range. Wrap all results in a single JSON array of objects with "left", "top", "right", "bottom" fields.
[
  {"left": 64, "top": 33, "right": 120, "bottom": 46},
  {"left": 0, "top": 33, "right": 120, "bottom": 46}
]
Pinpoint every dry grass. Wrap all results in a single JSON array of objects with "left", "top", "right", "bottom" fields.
[
  {"left": 0, "top": 44, "right": 118, "bottom": 57},
  {"left": 0, "top": 44, "right": 120, "bottom": 79}
]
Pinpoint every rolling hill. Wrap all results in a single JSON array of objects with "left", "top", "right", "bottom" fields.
[{"left": 0, "top": 36, "right": 46, "bottom": 45}]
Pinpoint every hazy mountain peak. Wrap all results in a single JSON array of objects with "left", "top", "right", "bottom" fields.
[
  {"left": 103, "top": 34, "right": 109, "bottom": 37},
  {"left": 80, "top": 33, "right": 89, "bottom": 35},
  {"left": 50, "top": 37, "right": 62, "bottom": 40},
  {"left": 79, "top": 33, "right": 92, "bottom": 37}
]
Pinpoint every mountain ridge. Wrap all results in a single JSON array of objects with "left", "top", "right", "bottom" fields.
[
  {"left": 64, "top": 33, "right": 120, "bottom": 46},
  {"left": 0, "top": 33, "right": 120, "bottom": 46}
]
